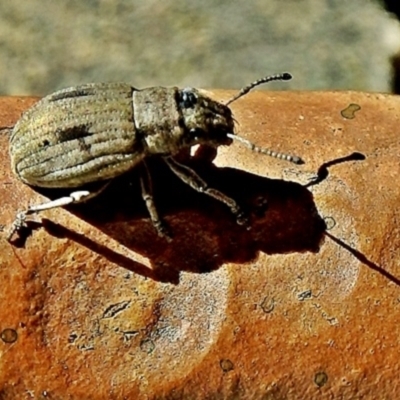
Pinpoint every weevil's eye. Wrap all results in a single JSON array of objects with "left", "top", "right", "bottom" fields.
[{"left": 179, "top": 88, "right": 198, "bottom": 109}]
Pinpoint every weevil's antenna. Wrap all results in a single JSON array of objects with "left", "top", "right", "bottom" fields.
[
  {"left": 225, "top": 72, "right": 292, "bottom": 106},
  {"left": 226, "top": 133, "right": 304, "bottom": 165}
]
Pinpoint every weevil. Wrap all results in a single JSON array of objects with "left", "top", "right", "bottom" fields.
[{"left": 6, "top": 72, "right": 303, "bottom": 241}]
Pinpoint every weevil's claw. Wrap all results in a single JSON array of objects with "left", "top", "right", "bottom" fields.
[
  {"left": 235, "top": 210, "right": 250, "bottom": 228},
  {"left": 6, "top": 211, "right": 28, "bottom": 242},
  {"left": 154, "top": 220, "right": 173, "bottom": 242}
]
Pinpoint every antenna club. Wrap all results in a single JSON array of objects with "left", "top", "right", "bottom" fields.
[
  {"left": 291, "top": 156, "right": 304, "bottom": 165},
  {"left": 282, "top": 72, "right": 292, "bottom": 81}
]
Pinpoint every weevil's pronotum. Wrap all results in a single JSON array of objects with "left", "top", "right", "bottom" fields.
[{"left": 6, "top": 72, "right": 303, "bottom": 241}]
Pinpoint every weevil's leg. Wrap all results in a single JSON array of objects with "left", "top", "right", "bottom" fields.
[
  {"left": 140, "top": 162, "right": 171, "bottom": 240},
  {"left": 163, "top": 156, "right": 248, "bottom": 225},
  {"left": 7, "top": 182, "right": 111, "bottom": 241}
]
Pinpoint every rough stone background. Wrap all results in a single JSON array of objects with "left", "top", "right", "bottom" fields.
[{"left": 0, "top": 0, "right": 399, "bottom": 96}]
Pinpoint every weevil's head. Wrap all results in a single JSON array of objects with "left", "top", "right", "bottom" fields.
[{"left": 177, "top": 88, "right": 234, "bottom": 148}]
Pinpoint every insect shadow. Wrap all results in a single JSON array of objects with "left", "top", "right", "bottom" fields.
[
  {"left": 325, "top": 232, "right": 400, "bottom": 286},
  {"left": 305, "top": 152, "right": 366, "bottom": 187},
  {"left": 34, "top": 154, "right": 326, "bottom": 283}
]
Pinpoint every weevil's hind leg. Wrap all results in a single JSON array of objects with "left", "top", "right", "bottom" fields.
[
  {"left": 140, "top": 162, "right": 172, "bottom": 241},
  {"left": 163, "top": 156, "right": 248, "bottom": 226},
  {"left": 6, "top": 182, "right": 111, "bottom": 242}
]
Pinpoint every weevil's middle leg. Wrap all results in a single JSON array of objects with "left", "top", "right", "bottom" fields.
[
  {"left": 7, "top": 182, "right": 111, "bottom": 242},
  {"left": 163, "top": 156, "right": 248, "bottom": 226},
  {"left": 140, "top": 162, "right": 171, "bottom": 241}
]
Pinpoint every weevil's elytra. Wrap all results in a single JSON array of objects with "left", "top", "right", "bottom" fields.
[
  {"left": 7, "top": 73, "right": 304, "bottom": 242},
  {"left": 10, "top": 83, "right": 140, "bottom": 188}
]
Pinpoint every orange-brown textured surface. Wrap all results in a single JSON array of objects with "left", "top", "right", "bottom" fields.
[{"left": 0, "top": 89, "right": 399, "bottom": 399}]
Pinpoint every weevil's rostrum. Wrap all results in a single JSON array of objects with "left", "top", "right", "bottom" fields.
[{"left": 7, "top": 73, "right": 303, "bottom": 241}]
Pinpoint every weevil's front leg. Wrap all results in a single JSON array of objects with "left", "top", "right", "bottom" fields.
[
  {"left": 7, "top": 182, "right": 111, "bottom": 241},
  {"left": 163, "top": 156, "right": 248, "bottom": 226},
  {"left": 140, "top": 162, "right": 171, "bottom": 241}
]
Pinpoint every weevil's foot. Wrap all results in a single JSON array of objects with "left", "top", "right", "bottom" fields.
[
  {"left": 235, "top": 210, "right": 250, "bottom": 228},
  {"left": 154, "top": 220, "right": 173, "bottom": 242},
  {"left": 6, "top": 211, "right": 28, "bottom": 242}
]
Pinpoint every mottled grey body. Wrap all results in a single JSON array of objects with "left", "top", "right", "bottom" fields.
[
  {"left": 10, "top": 83, "right": 140, "bottom": 187},
  {"left": 10, "top": 83, "right": 232, "bottom": 189}
]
